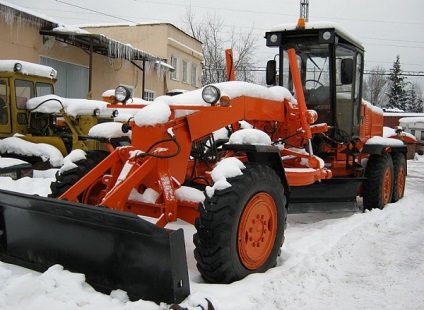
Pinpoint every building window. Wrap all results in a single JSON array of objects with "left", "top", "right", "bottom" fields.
[
  {"left": 144, "top": 90, "right": 155, "bottom": 101},
  {"left": 191, "top": 64, "right": 198, "bottom": 87},
  {"left": 170, "top": 55, "right": 178, "bottom": 80},
  {"left": 182, "top": 60, "right": 188, "bottom": 83}
]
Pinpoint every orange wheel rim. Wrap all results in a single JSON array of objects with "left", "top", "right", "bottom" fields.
[
  {"left": 382, "top": 167, "right": 392, "bottom": 205},
  {"left": 397, "top": 165, "right": 406, "bottom": 198},
  {"left": 238, "top": 192, "right": 277, "bottom": 270}
]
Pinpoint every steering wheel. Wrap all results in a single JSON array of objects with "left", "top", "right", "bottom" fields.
[{"left": 305, "top": 79, "right": 325, "bottom": 90}]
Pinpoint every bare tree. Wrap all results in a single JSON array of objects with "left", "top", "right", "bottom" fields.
[
  {"left": 183, "top": 7, "right": 258, "bottom": 85},
  {"left": 363, "top": 65, "right": 389, "bottom": 106}
]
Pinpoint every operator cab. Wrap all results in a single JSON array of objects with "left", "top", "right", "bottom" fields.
[{"left": 265, "top": 21, "right": 364, "bottom": 142}]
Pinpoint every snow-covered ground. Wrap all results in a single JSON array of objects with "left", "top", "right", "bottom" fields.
[{"left": 0, "top": 155, "right": 423, "bottom": 309}]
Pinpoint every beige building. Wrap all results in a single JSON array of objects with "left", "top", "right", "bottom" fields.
[{"left": 0, "top": 1, "right": 203, "bottom": 100}]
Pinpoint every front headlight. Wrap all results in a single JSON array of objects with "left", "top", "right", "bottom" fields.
[
  {"left": 202, "top": 85, "right": 221, "bottom": 104},
  {"left": 115, "top": 85, "right": 132, "bottom": 103},
  {"left": 111, "top": 109, "right": 119, "bottom": 118},
  {"left": 93, "top": 108, "right": 101, "bottom": 117},
  {"left": 14, "top": 63, "right": 22, "bottom": 72}
]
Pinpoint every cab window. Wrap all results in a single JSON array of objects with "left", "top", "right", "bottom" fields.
[
  {"left": 36, "top": 82, "right": 54, "bottom": 97},
  {"left": 14, "top": 80, "right": 34, "bottom": 109},
  {"left": 0, "top": 79, "right": 7, "bottom": 124}
]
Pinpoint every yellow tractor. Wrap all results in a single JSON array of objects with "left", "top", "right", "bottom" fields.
[{"left": 0, "top": 60, "right": 121, "bottom": 170}]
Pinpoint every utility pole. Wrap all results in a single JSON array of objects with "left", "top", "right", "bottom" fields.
[{"left": 300, "top": 0, "right": 309, "bottom": 22}]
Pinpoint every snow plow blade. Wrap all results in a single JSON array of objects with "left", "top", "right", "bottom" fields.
[{"left": 0, "top": 189, "right": 190, "bottom": 304}]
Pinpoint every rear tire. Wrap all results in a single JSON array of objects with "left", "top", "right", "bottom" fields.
[
  {"left": 363, "top": 154, "right": 394, "bottom": 210},
  {"left": 391, "top": 152, "right": 406, "bottom": 202},
  {"left": 49, "top": 150, "right": 109, "bottom": 198},
  {"left": 193, "top": 162, "right": 286, "bottom": 283}
]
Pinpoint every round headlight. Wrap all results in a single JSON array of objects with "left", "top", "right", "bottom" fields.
[
  {"left": 112, "top": 109, "right": 119, "bottom": 118},
  {"left": 14, "top": 63, "right": 22, "bottom": 72},
  {"left": 115, "top": 85, "right": 132, "bottom": 103},
  {"left": 93, "top": 108, "right": 101, "bottom": 117},
  {"left": 270, "top": 34, "right": 278, "bottom": 43},
  {"left": 202, "top": 85, "right": 221, "bottom": 104}
]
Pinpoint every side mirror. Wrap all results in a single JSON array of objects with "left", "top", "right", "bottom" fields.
[
  {"left": 266, "top": 60, "right": 276, "bottom": 86},
  {"left": 341, "top": 58, "right": 354, "bottom": 85}
]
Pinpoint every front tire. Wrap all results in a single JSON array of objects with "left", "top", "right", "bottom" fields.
[
  {"left": 194, "top": 162, "right": 286, "bottom": 283},
  {"left": 363, "top": 154, "right": 394, "bottom": 210}
]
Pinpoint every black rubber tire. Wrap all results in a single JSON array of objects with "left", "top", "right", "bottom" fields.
[
  {"left": 391, "top": 152, "right": 406, "bottom": 203},
  {"left": 49, "top": 150, "right": 109, "bottom": 198},
  {"left": 193, "top": 162, "right": 286, "bottom": 283},
  {"left": 363, "top": 153, "right": 394, "bottom": 210}
]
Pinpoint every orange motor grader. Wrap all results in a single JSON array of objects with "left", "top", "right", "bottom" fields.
[{"left": 0, "top": 21, "right": 407, "bottom": 305}]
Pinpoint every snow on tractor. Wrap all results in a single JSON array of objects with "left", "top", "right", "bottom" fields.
[
  {"left": 0, "top": 20, "right": 409, "bottom": 305},
  {"left": 0, "top": 60, "right": 123, "bottom": 170}
]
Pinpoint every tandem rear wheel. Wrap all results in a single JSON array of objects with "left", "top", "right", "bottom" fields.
[{"left": 363, "top": 152, "right": 406, "bottom": 211}]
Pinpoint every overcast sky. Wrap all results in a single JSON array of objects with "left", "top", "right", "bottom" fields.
[{"left": 7, "top": 0, "right": 424, "bottom": 86}]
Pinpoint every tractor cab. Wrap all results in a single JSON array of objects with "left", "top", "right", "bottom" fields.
[
  {"left": 265, "top": 21, "right": 364, "bottom": 143},
  {"left": 0, "top": 60, "right": 56, "bottom": 137}
]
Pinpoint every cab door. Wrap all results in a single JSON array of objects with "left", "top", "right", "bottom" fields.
[{"left": 0, "top": 78, "right": 11, "bottom": 134}]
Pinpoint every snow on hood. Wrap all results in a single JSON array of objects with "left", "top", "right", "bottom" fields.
[
  {"left": 26, "top": 95, "right": 116, "bottom": 118},
  {"left": 0, "top": 137, "right": 63, "bottom": 167},
  {"left": 133, "top": 81, "right": 296, "bottom": 127},
  {"left": 0, "top": 60, "right": 57, "bottom": 79}
]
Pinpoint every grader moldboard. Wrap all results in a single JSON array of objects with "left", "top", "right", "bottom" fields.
[{"left": 0, "top": 21, "right": 407, "bottom": 305}]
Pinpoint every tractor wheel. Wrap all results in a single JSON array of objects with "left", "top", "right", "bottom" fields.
[
  {"left": 363, "top": 153, "right": 394, "bottom": 210},
  {"left": 193, "top": 162, "right": 286, "bottom": 283},
  {"left": 391, "top": 152, "right": 406, "bottom": 203},
  {"left": 49, "top": 150, "right": 109, "bottom": 198}
]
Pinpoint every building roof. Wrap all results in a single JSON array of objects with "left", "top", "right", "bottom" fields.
[{"left": 40, "top": 29, "right": 164, "bottom": 64}]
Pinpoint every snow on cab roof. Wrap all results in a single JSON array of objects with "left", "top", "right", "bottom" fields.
[
  {"left": 0, "top": 60, "right": 57, "bottom": 79},
  {"left": 269, "top": 21, "right": 363, "bottom": 48}
]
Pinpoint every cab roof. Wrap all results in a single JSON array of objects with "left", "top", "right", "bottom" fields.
[{"left": 266, "top": 21, "right": 364, "bottom": 52}]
